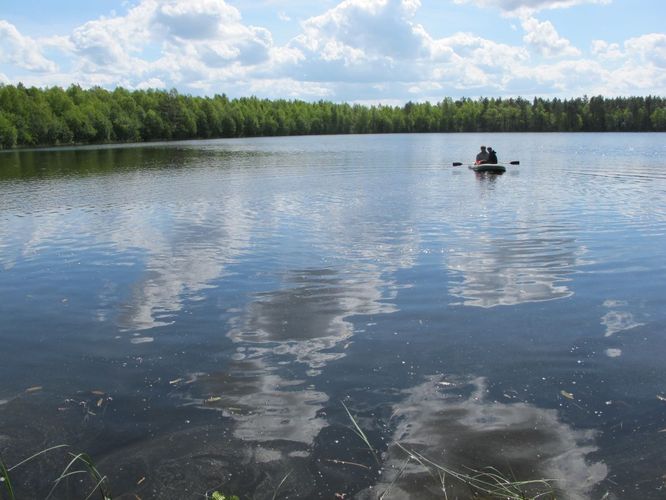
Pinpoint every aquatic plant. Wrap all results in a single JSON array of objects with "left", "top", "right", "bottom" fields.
[
  {"left": 209, "top": 493, "right": 240, "bottom": 500},
  {"left": 0, "top": 445, "right": 110, "bottom": 500}
]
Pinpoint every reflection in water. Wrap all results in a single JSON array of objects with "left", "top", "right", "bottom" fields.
[
  {"left": 0, "top": 182, "right": 254, "bottom": 332},
  {"left": 113, "top": 198, "right": 253, "bottom": 331},
  {"left": 601, "top": 299, "right": 644, "bottom": 337},
  {"left": 175, "top": 358, "right": 329, "bottom": 445},
  {"left": 2, "top": 135, "right": 665, "bottom": 498},
  {"left": 371, "top": 376, "right": 607, "bottom": 500},
  {"left": 228, "top": 268, "right": 397, "bottom": 375},
  {"left": 448, "top": 230, "right": 583, "bottom": 307},
  {"left": 174, "top": 267, "right": 399, "bottom": 445}
]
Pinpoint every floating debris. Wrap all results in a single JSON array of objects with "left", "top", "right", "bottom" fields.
[
  {"left": 131, "top": 336, "right": 154, "bottom": 344},
  {"left": 137, "top": 476, "right": 146, "bottom": 485},
  {"left": 325, "top": 458, "right": 371, "bottom": 470},
  {"left": 205, "top": 396, "right": 222, "bottom": 404},
  {"left": 560, "top": 390, "right": 575, "bottom": 400},
  {"left": 169, "top": 378, "right": 183, "bottom": 385}
]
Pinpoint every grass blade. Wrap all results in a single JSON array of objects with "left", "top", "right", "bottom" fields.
[
  {"left": 7, "top": 445, "right": 69, "bottom": 472},
  {"left": 1, "top": 457, "right": 16, "bottom": 500},
  {"left": 341, "top": 401, "right": 380, "bottom": 466},
  {"left": 394, "top": 443, "right": 554, "bottom": 500},
  {"left": 271, "top": 470, "right": 291, "bottom": 500}
]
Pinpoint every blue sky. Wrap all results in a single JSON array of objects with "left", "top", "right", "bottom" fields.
[{"left": 1, "top": 0, "right": 665, "bottom": 103}]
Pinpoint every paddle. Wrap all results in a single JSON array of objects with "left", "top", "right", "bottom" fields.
[{"left": 452, "top": 161, "right": 520, "bottom": 166}]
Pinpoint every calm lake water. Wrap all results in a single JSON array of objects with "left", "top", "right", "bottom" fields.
[{"left": 1, "top": 133, "right": 665, "bottom": 499}]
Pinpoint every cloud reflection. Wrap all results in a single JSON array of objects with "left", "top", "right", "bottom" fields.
[
  {"left": 371, "top": 375, "right": 607, "bottom": 500},
  {"left": 175, "top": 358, "right": 329, "bottom": 445},
  {"left": 601, "top": 299, "right": 644, "bottom": 337},
  {"left": 447, "top": 231, "right": 584, "bottom": 307},
  {"left": 228, "top": 268, "right": 397, "bottom": 375},
  {"left": 109, "top": 198, "right": 254, "bottom": 331}
]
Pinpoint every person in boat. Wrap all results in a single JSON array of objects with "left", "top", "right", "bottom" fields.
[
  {"left": 487, "top": 147, "right": 498, "bottom": 164},
  {"left": 475, "top": 145, "right": 489, "bottom": 164}
]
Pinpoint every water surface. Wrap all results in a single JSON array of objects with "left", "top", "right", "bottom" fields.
[{"left": 1, "top": 133, "right": 665, "bottom": 499}]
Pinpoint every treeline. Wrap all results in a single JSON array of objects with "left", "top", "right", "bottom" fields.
[{"left": 1, "top": 83, "right": 665, "bottom": 149}]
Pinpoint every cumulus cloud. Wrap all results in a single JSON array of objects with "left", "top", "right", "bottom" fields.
[
  {"left": 1, "top": 0, "right": 664, "bottom": 101},
  {"left": 453, "top": 0, "right": 611, "bottom": 15},
  {"left": 585, "top": 34, "right": 666, "bottom": 95},
  {"left": 591, "top": 39, "right": 623, "bottom": 60},
  {"left": 278, "top": 0, "right": 433, "bottom": 87},
  {"left": 284, "top": 0, "right": 531, "bottom": 94},
  {"left": 434, "top": 32, "right": 529, "bottom": 69},
  {"left": 152, "top": 0, "right": 273, "bottom": 66},
  {"left": 299, "top": 0, "right": 426, "bottom": 60},
  {"left": 60, "top": 0, "right": 277, "bottom": 91},
  {"left": 136, "top": 77, "right": 167, "bottom": 90},
  {"left": 521, "top": 16, "right": 581, "bottom": 57},
  {"left": 624, "top": 33, "right": 666, "bottom": 68},
  {"left": 67, "top": 0, "right": 154, "bottom": 75},
  {"left": 0, "top": 20, "right": 58, "bottom": 72},
  {"left": 152, "top": 0, "right": 242, "bottom": 40}
]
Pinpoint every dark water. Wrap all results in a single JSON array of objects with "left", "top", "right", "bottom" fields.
[{"left": 1, "top": 133, "right": 665, "bottom": 499}]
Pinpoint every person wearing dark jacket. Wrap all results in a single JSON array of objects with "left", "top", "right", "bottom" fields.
[
  {"left": 487, "top": 147, "right": 498, "bottom": 164},
  {"left": 475, "top": 146, "right": 489, "bottom": 164}
]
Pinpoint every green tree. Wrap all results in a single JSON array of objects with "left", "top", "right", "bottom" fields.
[{"left": 0, "top": 111, "right": 18, "bottom": 149}]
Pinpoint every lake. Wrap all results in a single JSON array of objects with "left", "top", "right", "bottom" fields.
[{"left": 1, "top": 133, "right": 665, "bottom": 499}]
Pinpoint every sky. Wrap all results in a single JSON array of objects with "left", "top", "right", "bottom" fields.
[{"left": 0, "top": 0, "right": 665, "bottom": 103}]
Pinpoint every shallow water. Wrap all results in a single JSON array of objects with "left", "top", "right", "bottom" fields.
[{"left": 1, "top": 133, "right": 665, "bottom": 499}]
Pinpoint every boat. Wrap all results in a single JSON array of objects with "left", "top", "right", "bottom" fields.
[{"left": 469, "top": 163, "right": 506, "bottom": 174}]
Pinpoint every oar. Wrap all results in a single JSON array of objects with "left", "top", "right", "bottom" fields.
[{"left": 452, "top": 161, "right": 520, "bottom": 166}]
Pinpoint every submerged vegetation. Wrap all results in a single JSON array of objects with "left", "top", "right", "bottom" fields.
[
  {"left": 0, "top": 402, "right": 557, "bottom": 499},
  {"left": 0, "top": 83, "right": 665, "bottom": 149}
]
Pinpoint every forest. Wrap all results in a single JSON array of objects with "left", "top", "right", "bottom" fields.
[{"left": 1, "top": 83, "right": 665, "bottom": 149}]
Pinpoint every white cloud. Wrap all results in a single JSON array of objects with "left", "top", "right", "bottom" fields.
[
  {"left": 283, "top": 0, "right": 529, "bottom": 94},
  {"left": 624, "top": 33, "right": 666, "bottom": 68},
  {"left": 1, "top": 0, "right": 664, "bottom": 101},
  {"left": 245, "top": 78, "right": 334, "bottom": 98},
  {"left": 453, "top": 0, "right": 611, "bottom": 15},
  {"left": 67, "top": 1, "right": 154, "bottom": 75},
  {"left": 518, "top": 59, "right": 609, "bottom": 93},
  {"left": 300, "top": 0, "right": 426, "bottom": 60},
  {"left": 152, "top": 0, "right": 242, "bottom": 40},
  {"left": 585, "top": 34, "right": 666, "bottom": 95},
  {"left": 60, "top": 0, "right": 277, "bottom": 91},
  {"left": 0, "top": 20, "right": 58, "bottom": 72},
  {"left": 434, "top": 32, "right": 529, "bottom": 69},
  {"left": 150, "top": 0, "right": 273, "bottom": 67},
  {"left": 135, "top": 77, "right": 167, "bottom": 89},
  {"left": 521, "top": 16, "right": 581, "bottom": 57},
  {"left": 591, "top": 39, "right": 623, "bottom": 60}
]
